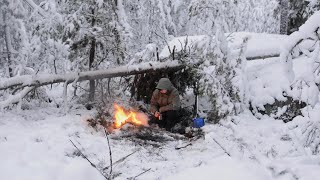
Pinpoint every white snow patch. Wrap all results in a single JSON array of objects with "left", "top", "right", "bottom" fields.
[{"left": 159, "top": 32, "right": 288, "bottom": 59}]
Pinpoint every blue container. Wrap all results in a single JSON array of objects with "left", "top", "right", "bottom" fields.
[{"left": 193, "top": 117, "right": 205, "bottom": 128}]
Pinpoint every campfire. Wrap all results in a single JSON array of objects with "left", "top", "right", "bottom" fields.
[{"left": 113, "top": 104, "right": 149, "bottom": 129}]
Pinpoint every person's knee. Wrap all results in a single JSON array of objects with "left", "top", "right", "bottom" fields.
[
  {"left": 163, "top": 110, "right": 178, "bottom": 118},
  {"left": 148, "top": 115, "right": 157, "bottom": 124}
]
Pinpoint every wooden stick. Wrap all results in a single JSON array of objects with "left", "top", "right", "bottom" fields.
[
  {"left": 129, "top": 168, "right": 151, "bottom": 180},
  {"left": 175, "top": 143, "right": 192, "bottom": 150},
  {"left": 212, "top": 137, "right": 231, "bottom": 157},
  {"left": 0, "top": 61, "right": 184, "bottom": 91},
  {"left": 103, "top": 150, "right": 139, "bottom": 171},
  {"left": 104, "top": 128, "right": 113, "bottom": 178}
]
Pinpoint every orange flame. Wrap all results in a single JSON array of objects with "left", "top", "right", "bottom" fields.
[{"left": 114, "top": 104, "right": 149, "bottom": 129}]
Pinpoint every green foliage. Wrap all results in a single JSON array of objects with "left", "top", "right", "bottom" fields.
[
  {"left": 130, "top": 65, "right": 198, "bottom": 104},
  {"left": 196, "top": 31, "right": 248, "bottom": 123}
]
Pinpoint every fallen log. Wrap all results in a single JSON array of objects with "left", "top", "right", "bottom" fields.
[
  {"left": 246, "top": 54, "right": 279, "bottom": 61},
  {"left": 0, "top": 61, "right": 185, "bottom": 109},
  {"left": 0, "top": 60, "right": 185, "bottom": 91}
]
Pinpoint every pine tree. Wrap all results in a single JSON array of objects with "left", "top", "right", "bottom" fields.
[{"left": 196, "top": 30, "right": 248, "bottom": 123}]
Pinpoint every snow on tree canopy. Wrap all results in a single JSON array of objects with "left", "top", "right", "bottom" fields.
[
  {"left": 279, "top": 11, "right": 320, "bottom": 107},
  {"left": 159, "top": 33, "right": 288, "bottom": 60}
]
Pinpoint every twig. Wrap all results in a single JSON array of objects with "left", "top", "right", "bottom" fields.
[
  {"left": 104, "top": 128, "right": 113, "bottom": 178},
  {"left": 212, "top": 137, "right": 231, "bottom": 157},
  {"left": 128, "top": 168, "right": 151, "bottom": 180},
  {"left": 63, "top": 81, "right": 68, "bottom": 113},
  {"left": 69, "top": 139, "right": 109, "bottom": 179},
  {"left": 103, "top": 149, "right": 139, "bottom": 171},
  {"left": 108, "top": 78, "right": 112, "bottom": 96},
  {"left": 154, "top": 31, "right": 171, "bottom": 55},
  {"left": 175, "top": 129, "right": 204, "bottom": 150},
  {"left": 175, "top": 143, "right": 192, "bottom": 150},
  {"left": 100, "top": 80, "right": 106, "bottom": 106}
]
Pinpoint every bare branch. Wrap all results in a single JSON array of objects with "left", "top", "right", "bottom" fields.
[
  {"left": 128, "top": 168, "right": 151, "bottom": 180},
  {"left": 0, "top": 87, "right": 34, "bottom": 109},
  {"left": 21, "top": 0, "right": 47, "bottom": 17},
  {"left": 175, "top": 143, "right": 192, "bottom": 150},
  {"left": 212, "top": 136, "right": 231, "bottom": 157},
  {"left": 154, "top": 32, "right": 172, "bottom": 55},
  {"left": 104, "top": 128, "right": 113, "bottom": 178},
  {"left": 103, "top": 150, "right": 139, "bottom": 171}
]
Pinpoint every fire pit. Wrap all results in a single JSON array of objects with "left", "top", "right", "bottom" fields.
[{"left": 86, "top": 103, "right": 200, "bottom": 148}]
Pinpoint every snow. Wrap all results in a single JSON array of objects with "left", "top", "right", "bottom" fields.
[
  {"left": 0, "top": 108, "right": 105, "bottom": 180},
  {"left": 24, "top": 0, "right": 47, "bottom": 17},
  {"left": 230, "top": 32, "right": 287, "bottom": 59},
  {"left": 298, "top": 11, "right": 320, "bottom": 35},
  {"left": 0, "top": 87, "right": 34, "bottom": 109},
  {"left": 246, "top": 57, "right": 293, "bottom": 110},
  {"left": 159, "top": 35, "right": 207, "bottom": 59},
  {"left": 116, "top": 0, "right": 133, "bottom": 37},
  {"left": 2, "top": 13, "right": 320, "bottom": 180},
  {"left": 167, "top": 156, "right": 268, "bottom": 180},
  {"left": 159, "top": 32, "right": 288, "bottom": 60},
  {"left": 1, "top": 105, "right": 319, "bottom": 180}
]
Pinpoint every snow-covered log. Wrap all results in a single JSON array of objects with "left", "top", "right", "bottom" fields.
[
  {"left": 246, "top": 54, "right": 280, "bottom": 61},
  {"left": 0, "top": 61, "right": 184, "bottom": 91}
]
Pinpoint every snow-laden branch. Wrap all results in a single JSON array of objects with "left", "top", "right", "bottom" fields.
[
  {"left": 0, "top": 87, "right": 34, "bottom": 109},
  {"left": 0, "top": 60, "right": 184, "bottom": 91},
  {"left": 281, "top": 11, "right": 320, "bottom": 82},
  {"left": 21, "top": 0, "right": 47, "bottom": 17}
]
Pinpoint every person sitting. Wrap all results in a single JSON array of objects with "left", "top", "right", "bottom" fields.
[{"left": 150, "top": 78, "right": 181, "bottom": 131}]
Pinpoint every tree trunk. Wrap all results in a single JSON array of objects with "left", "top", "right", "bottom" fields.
[
  {"left": 89, "top": 9, "right": 96, "bottom": 102},
  {"left": 89, "top": 38, "right": 96, "bottom": 102},
  {"left": 0, "top": 61, "right": 184, "bottom": 91},
  {"left": 4, "top": 11, "right": 13, "bottom": 77},
  {"left": 0, "top": 61, "right": 184, "bottom": 108},
  {"left": 280, "top": 0, "right": 289, "bottom": 35}
]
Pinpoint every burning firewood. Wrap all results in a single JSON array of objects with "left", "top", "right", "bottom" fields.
[{"left": 113, "top": 104, "right": 149, "bottom": 129}]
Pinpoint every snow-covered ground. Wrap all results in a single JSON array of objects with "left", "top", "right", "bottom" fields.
[
  {"left": 1, "top": 32, "right": 320, "bottom": 180},
  {"left": 1, "top": 58, "right": 320, "bottom": 180},
  {"left": 1, "top": 104, "right": 319, "bottom": 180}
]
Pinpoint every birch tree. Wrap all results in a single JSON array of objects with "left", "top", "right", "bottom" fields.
[{"left": 280, "top": 0, "right": 289, "bottom": 34}]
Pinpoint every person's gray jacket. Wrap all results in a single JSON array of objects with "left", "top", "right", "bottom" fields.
[{"left": 150, "top": 78, "right": 181, "bottom": 113}]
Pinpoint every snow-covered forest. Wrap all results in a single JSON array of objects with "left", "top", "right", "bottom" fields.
[{"left": 1, "top": 0, "right": 320, "bottom": 180}]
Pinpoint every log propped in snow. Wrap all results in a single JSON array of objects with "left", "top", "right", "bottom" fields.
[
  {"left": 0, "top": 61, "right": 185, "bottom": 108},
  {"left": 0, "top": 61, "right": 184, "bottom": 91}
]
